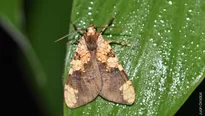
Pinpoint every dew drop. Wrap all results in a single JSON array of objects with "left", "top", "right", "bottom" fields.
[
  {"left": 88, "top": 12, "right": 92, "bottom": 15},
  {"left": 186, "top": 17, "right": 190, "bottom": 21},
  {"left": 160, "top": 20, "right": 164, "bottom": 23},
  {"left": 88, "top": 7, "right": 92, "bottom": 10},
  {"left": 168, "top": 1, "right": 173, "bottom": 5}
]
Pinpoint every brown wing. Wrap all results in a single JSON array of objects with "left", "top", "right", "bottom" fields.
[
  {"left": 96, "top": 35, "right": 135, "bottom": 104},
  {"left": 64, "top": 37, "right": 102, "bottom": 108}
]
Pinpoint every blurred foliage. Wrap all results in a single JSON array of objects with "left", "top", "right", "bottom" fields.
[
  {"left": 0, "top": 0, "right": 22, "bottom": 28},
  {"left": 0, "top": 0, "right": 204, "bottom": 116},
  {"left": 24, "top": 0, "right": 73, "bottom": 116},
  {"left": 1, "top": 0, "right": 73, "bottom": 116}
]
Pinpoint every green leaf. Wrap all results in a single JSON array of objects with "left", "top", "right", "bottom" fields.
[{"left": 64, "top": 0, "right": 205, "bottom": 116}]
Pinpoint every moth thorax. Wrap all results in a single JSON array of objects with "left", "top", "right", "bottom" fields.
[
  {"left": 85, "top": 35, "right": 98, "bottom": 51},
  {"left": 86, "top": 25, "right": 97, "bottom": 36}
]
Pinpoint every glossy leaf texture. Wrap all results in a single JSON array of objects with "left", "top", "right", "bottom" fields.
[{"left": 64, "top": 0, "right": 205, "bottom": 116}]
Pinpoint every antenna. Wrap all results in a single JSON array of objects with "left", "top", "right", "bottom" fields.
[{"left": 55, "top": 34, "right": 69, "bottom": 42}]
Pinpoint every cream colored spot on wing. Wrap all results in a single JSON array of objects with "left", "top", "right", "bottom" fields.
[
  {"left": 76, "top": 39, "right": 87, "bottom": 55},
  {"left": 68, "top": 68, "right": 73, "bottom": 74},
  {"left": 107, "top": 57, "right": 119, "bottom": 68},
  {"left": 71, "top": 60, "right": 83, "bottom": 71},
  {"left": 118, "top": 65, "right": 123, "bottom": 71},
  {"left": 119, "top": 81, "right": 135, "bottom": 104},
  {"left": 64, "top": 84, "right": 78, "bottom": 108},
  {"left": 76, "top": 38, "right": 91, "bottom": 64},
  {"left": 96, "top": 52, "right": 108, "bottom": 62},
  {"left": 96, "top": 35, "right": 112, "bottom": 62},
  {"left": 80, "top": 53, "right": 91, "bottom": 64}
]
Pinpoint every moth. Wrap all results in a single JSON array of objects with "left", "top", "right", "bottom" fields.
[{"left": 64, "top": 15, "right": 135, "bottom": 108}]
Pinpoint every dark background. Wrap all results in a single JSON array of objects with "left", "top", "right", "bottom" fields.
[
  {"left": 0, "top": 25, "right": 45, "bottom": 116},
  {"left": 1, "top": 24, "right": 204, "bottom": 116}
]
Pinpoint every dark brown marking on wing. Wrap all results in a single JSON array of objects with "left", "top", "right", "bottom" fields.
[
  {"left": 73, "top": 52, "right": 80, "bottom": 60},
  {"left": 107, "top": 50, "right": 115, "bottom": 57}
]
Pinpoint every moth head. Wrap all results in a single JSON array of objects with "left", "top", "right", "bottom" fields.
[{"left": 86, "top": 24, "right": 97, "bottom": 35}]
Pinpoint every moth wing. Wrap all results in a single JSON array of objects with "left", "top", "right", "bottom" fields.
[
  {"left": 64, "top": 37, "right": 102, "bottom": 108},
  {"left": 96, "top": 35, "right": 135, "bottom": 104}
]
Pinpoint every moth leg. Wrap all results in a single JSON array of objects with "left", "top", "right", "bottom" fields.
[
  {"left": 70, "top": 21, "right": 85, "bottom": 35},
  {"left": 66, "top": 40, "right": 80, "bottom": 46},
  {"left": 107, "top": 40, "right": 131, "bottom": 47},
  {"left": 100, "top": 13, "right": 119, "bottom": 35}
]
